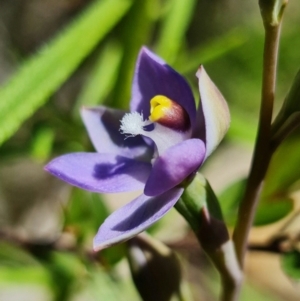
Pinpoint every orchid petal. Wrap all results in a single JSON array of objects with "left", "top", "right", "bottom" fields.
[
  {"left": 93, "top": 187, "right": 184, "bottom": 251},
  {"left": 131, "top": 47, "right": 196, "bottom": 128},
  {"left": 81, "top": 106, "right": 152, "bottom": 159},
  {"left": 144, "top": 139, "right": 205, "bottom": 196},
  {"left": 196, "top": 66, "right": 230, "bottom": 159},
  {"left": 45, "top": 153, "right": 151, "bottom": 193}
]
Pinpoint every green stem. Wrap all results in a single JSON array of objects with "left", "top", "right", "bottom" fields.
[
  {"left": 233, "top": 23, "right": 282, "bottom": 267},
  {"left": 205, "top": 241, "right": 242, "bottom": 301},
  {"left": 175, "top": 199, "right": 242, "bottom": 301}
]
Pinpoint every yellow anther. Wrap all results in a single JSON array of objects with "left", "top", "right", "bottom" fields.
[
  {"left": 148, "top": 94, "right": 190, "bottom": 131},
  {"left": 150, "top": 95, "right": 172, "bottom": 122}
]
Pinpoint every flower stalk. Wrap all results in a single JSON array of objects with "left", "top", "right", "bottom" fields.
[
  {"left": 175, "top": 174, "right": 242, "bottom": 301},
  {"left": 233, "top": 0, "right": 287, "bottom": 269},
  {"left": 175, "top": 204, "right": 242, "bottom": 301}
]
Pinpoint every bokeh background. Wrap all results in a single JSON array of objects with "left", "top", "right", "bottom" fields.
[{"left": 0, "top": 0, "right": 300, "bottom": 300}]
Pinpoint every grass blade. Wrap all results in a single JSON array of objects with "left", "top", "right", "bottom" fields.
[{"left": 0, "top": 0, "right": 132, "bottom": 146}]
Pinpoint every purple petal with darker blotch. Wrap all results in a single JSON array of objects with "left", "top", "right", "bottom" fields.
[
  {"left": 45, "top": 153, "right": 152, "bottom": 193},
  {"left": 81, "top": 106, "right": 153, "bottom": 160},
  {"left": 144, "top": 139, "right": 206, "bottom": 196},
  {"left": 130, "top": 47, "right": 197, "bottom": 128},
  {"left": 93, "top": 187, "right": 184, "bottom": 250}
]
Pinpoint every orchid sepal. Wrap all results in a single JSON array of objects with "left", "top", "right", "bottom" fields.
[{"left": 196, "top": 66, "right": 230, "bottom": 160}]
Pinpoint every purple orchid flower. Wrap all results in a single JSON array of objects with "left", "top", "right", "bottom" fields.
[{"left": 45, "top": 47, "right": 230, "bottom": 251}]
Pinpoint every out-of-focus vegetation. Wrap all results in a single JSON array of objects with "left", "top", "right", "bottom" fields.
[{"left": 0, "top": 0, "right": 300, "bottom": 300}]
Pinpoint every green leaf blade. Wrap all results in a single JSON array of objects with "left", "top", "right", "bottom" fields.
[
  {"left": 0, "top": 0, "right": 132, "bottom": 146},
  {"left": 156, "top": 0, "right": 197, "bottom": 63}
]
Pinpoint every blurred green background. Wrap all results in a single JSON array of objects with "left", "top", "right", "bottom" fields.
[{"left": 0, "top": 0, "right": 300, "bottom": 300}]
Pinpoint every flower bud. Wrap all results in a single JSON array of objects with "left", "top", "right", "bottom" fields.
[{"left": 127, "top": 234, "right": 182, "bottom": 301}]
